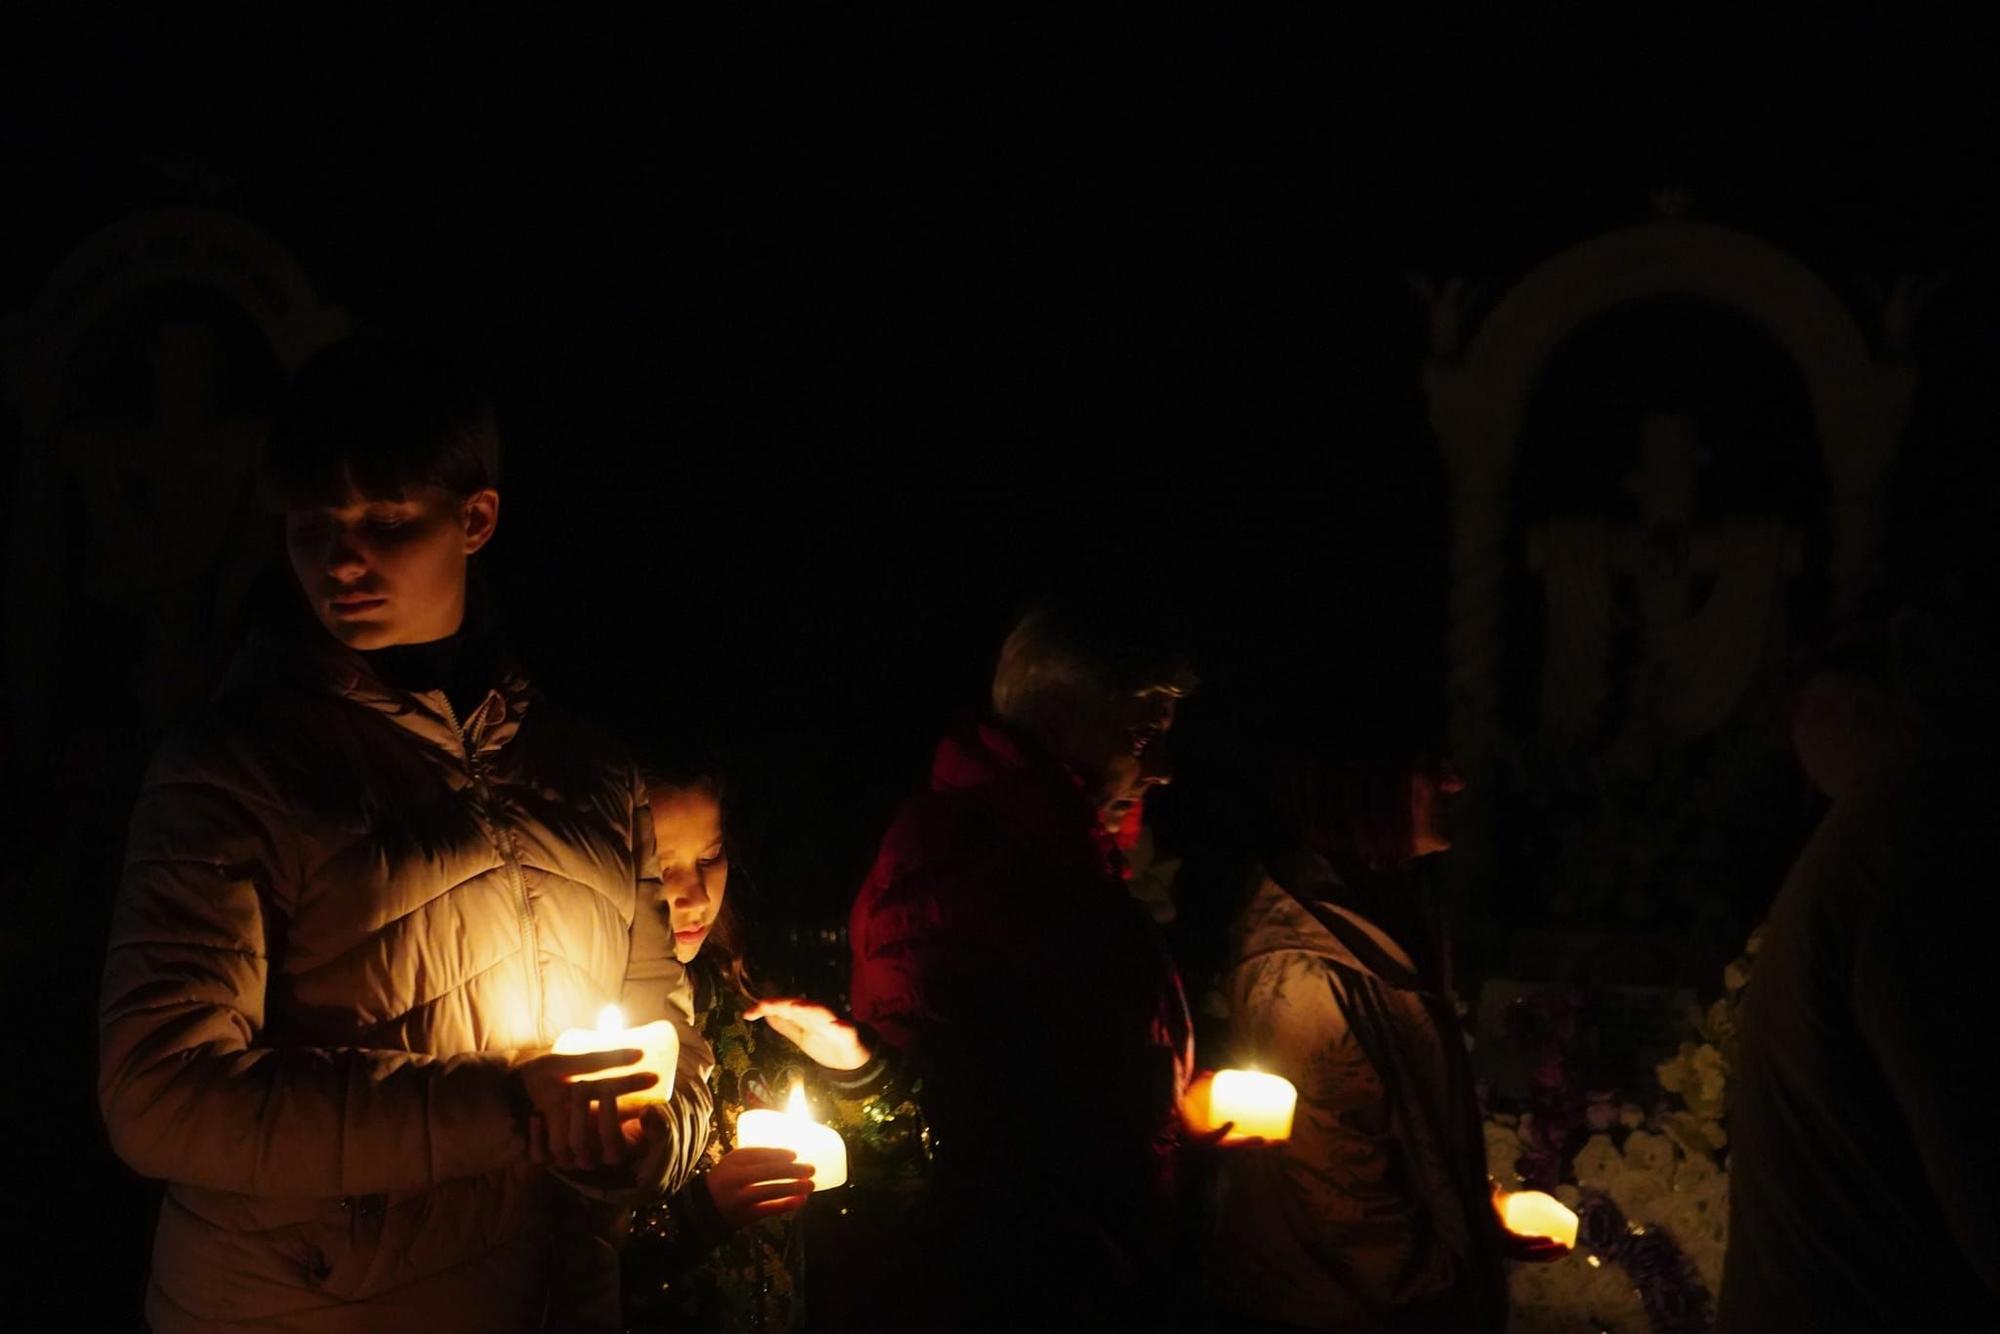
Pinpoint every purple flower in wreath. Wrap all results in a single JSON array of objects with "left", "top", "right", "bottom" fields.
[
  {"left": 1576, "top": 1190, "right": 1630, "bottom": 1257},
  {"left": 1624, "top": 1226, "right": 1681, "bottom": 1287},
  {"left": 1638, "top": 1259, "right": 1698, "bottom": 1332},
  {"left": 1574, "top": 1190, "right": 1715, "bottom": 1334}
]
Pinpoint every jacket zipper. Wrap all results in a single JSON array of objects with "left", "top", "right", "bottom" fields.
[{"left": 441, "top": 691, "right": 545, "bottom": 1044}]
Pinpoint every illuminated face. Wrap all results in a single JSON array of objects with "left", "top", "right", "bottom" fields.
[
  {"left": 1409, "top": 761, "right": 1465, "bottom": 858},
  {"left": 284, "top": 484, "right": 498, "bottom": 650},
  {"left": 1093, "top": 688, "right": 1180, "bottom": 834},
  {"left": 651, "top": 787, "right": 729, "bottom": 964}
]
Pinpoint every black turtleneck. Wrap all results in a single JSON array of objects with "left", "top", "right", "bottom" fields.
[{"left": 360, "top": 630, "right": 498, "bottom": 724}]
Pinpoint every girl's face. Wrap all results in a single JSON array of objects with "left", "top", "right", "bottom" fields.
[{"left": 651, "top": 787, "right": 729, "bottom": 963}]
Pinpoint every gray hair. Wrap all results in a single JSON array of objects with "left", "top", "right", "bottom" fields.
[{"left": 991, "top": 605, "right": 1195, "bottom": 733}]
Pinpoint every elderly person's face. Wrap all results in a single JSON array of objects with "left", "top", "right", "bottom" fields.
[{"left": 1090, "top": 687, "right": 1181, "bottom": 833}]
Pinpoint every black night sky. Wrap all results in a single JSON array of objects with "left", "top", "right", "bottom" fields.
[{"left": 5, "top": 32, "right": 1998, "bottom": 1325}]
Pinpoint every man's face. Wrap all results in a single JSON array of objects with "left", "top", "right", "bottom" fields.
[
  {"left": 284, "top": 484, "right": 498, "bottom": 650},
  {"left": 1092, "top": 688, "right": 1180, "bottom": 834}
]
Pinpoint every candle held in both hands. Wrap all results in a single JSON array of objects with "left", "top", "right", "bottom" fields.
[
  {"left": 1499, "top": 1190, "right": 1579, "bottom": 1248},
  {"left": 1187, "top": 1068, "right": 1298, "bottom": 1143},
  {"left": 551, "top": 1004, "right": 680, "bottom": 1113},
  {"left": 736, "top": 1084, "right": 848, "bottom": 1190}
]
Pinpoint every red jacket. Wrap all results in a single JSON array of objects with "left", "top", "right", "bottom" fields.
[{"left": 848, "top": 721, "right": 1194, "bottom": 1314}]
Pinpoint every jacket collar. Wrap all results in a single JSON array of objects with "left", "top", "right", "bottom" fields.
[
  {"left": 225, "top": 625, "right": 534, "bottom": 759},
  {"left": 1246, "top": 846, "right": 1421, "bottom": 988},
  {"left": 930, "top": 719, "right": 1127, "bottom": 882}
]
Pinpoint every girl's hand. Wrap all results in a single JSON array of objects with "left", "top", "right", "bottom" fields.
[
  {"left": 702, "top": 1147, "right": 815, "bottom": 1229},
  {"left": 743, "top": 998, "right": 873, "bottom": 1071}
]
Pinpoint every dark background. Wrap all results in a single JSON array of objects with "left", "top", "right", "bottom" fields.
[{"left": 4, "top": 35, "right": 1998, "bottom": 1323}]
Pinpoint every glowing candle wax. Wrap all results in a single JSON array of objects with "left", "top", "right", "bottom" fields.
[
  {"left": 1498, "top": 1190, "right": 1579, "bottom": 1248},
  {"left": 551, "top": 1004, "right": 680, "bottom": 1113},
  {"left": 1186, "top": 1069, "right": 1298, "bottom": 1144},
  {"left": 735, "top": 1083, "right": 848, "bottom": 1190}
]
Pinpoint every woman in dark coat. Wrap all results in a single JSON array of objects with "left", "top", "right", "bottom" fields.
[{"left": 1211, "top": 724, "right": 1559, "bottom": 1333}]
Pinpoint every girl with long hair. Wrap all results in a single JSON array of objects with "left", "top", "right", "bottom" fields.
[{"left": 618, "top": 768, "right": 927, "bottom": 1333}]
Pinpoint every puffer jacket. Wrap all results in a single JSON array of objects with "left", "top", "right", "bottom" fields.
[{"left": 98, "top": 629, "right": 714, "bottom": 1333}]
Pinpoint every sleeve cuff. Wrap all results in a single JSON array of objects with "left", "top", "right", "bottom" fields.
[
  {"left": 676, "top": 1173, "right": 732, "bottom": 1256},
  {"left": 820, "top": 1051, "right": 892, "bottom": 1097}
]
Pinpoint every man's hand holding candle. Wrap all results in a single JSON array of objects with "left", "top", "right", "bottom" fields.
[
  {"left": 514, "top": 1048, "right": 660, "bottom": 1175},
  {"left": 519, "top": 1003, "right": 688, "bottom": 1180}
]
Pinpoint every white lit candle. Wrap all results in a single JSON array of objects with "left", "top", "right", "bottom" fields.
[
  {"left": 1498, "top": 1190, "right": 1579, "bottom": 1248},
  {"left": 552, "top": 1004, "right": 680, "bottom": 1113},
  {"left": 736, "top": 1083, "right": 848, "bottom": 1190},
  {"left": 1187, "top": 1068, "right": 1297, "bottom": 1144}
]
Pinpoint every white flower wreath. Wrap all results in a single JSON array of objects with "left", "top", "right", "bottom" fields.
[{"left": 1490, "top": 925, "right": 1762, "bottom": 1327}]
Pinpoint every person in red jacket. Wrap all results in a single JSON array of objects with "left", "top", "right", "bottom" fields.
[{"left": 847, "top": 603, "right": 1199, "bottom": 1331}]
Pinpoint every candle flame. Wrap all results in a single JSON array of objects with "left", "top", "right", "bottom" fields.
[
  {"left": 786, "top": 1082, "right": 808, "bottom": 1117},
  {"left": 596, "top": 1004, "right": 626, "bottom": 1034},
  {"left": 1499, "top": 1190, "right": 1579, "bottom": 1248}
]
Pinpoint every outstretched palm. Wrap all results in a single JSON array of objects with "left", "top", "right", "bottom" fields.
[{"left": 744, "top": 998, "right": 873, "bottom": 1071}]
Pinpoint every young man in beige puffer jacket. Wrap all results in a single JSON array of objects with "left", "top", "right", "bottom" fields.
[{"left": 98, "top": 336, "right": 713, "bottom": 1333}]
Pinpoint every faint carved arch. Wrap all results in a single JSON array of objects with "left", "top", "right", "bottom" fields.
[
  {"left": 4, "top": 208, "right": 349, "bottom": 755},
  {"left": 1422, "top": 217, "right": 1914, "bottom": 905}
]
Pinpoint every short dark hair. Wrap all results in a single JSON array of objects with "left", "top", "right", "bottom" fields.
[
  {"left": 261, "top": 334, "right": 498, "bottom": 509},
  {"left": 1270, "top": 744, "right": 1423, "bottom": 874},
  {"left": 1264, "top": 687, "right": 1446, "bottom": 872}
]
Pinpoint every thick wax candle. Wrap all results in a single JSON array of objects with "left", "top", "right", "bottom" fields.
[
  {"left": 736, "top": 1083, "right": 848, "bottom": 1190},
  {"left": 1499, "top": 1190, "right": 1579, "bottom": 1248},
  {"left": 552, "top": 1004, "right": 679, "bottom": 1113},
  {"left": 1187, "top": 1068, "right": 1298, "bottom": 1144}
]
